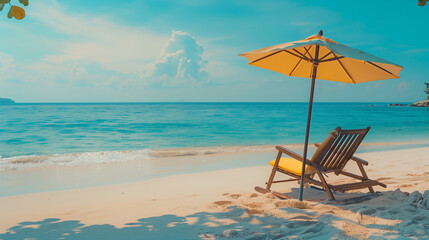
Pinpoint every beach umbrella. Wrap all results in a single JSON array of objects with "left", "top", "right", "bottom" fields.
[{"left": 239, "top": 30, "right": 403, "bottom": 201}]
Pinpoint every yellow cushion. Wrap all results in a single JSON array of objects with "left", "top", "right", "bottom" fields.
[{"left": 269, "top": 158, "right": 311, "bottom": 176}]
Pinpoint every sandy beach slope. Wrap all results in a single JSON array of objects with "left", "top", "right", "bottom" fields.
[{"left": 0, "top": 146, "right": 428, "bottom": 239}]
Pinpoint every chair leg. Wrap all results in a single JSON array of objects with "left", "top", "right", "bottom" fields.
[
  {"left": 316, "top": 171, "right": 335, "bottom": 200},
  {"left": 357, "top": 162, "right": 374, "bottom": 193},
  {"left": 266, "top": 151, "right": 282, "bottom": 190}
]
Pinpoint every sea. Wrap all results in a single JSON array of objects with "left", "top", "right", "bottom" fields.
[{"left": 0, "top": 102, "right": 428, "bottom": 172}]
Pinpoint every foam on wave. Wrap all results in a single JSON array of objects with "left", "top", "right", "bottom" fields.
[{"left": 0, "top": 145, "right": 277, "bottom": 171}]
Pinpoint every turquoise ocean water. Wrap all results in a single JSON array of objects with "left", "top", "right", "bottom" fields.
[{"left": 0, "top": 102, "right": 428, "bottom": 171}]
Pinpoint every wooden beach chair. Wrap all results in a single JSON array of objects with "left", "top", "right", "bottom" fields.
[{"left": 256, "top": 127, "right": 386, "bottom": 200}]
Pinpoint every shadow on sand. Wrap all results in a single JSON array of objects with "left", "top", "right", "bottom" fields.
[
  {"left": 1, "top": 190, "right": 428, "bottom": 239},
  {"left": 0, "top": 208, "right": 351, "bottom": 240}
]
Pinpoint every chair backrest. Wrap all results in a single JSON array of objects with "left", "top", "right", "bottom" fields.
[{"left": 311, "top": 126, "right": 370, "bottom": 171}]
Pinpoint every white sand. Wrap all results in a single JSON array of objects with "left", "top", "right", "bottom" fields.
[{"left": 0, "top": 147, "right": 428, "bottom": 239}]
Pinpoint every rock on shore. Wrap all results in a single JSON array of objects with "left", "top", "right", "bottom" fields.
[
  {"left": 411, "top": 100, "right": 429, "bottom": 107},
  {"left": 388, "top": 103, "right": 408, "bottom": 106}
]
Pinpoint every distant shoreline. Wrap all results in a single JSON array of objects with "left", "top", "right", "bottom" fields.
[
  {"left": 0, "top": 98, "right": 15, "bottom": 104},
  {"left": 389, "top": 100, "right": 429, "bottom": 107}
]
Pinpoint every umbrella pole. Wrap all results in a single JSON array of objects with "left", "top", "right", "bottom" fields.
[{"left": 298, "top": 45, "right": 320, "bottom": 201}]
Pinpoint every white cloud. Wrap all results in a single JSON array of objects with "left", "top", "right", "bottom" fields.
[
  {"left": 397, "top": 82, "right": 409, "bottom": 90},
  {"left": 0, "top": 52, "right": 22, "bottom": 84},
  {"left": 402, "top": 48, "right": 429, "bottom": 55},
  {"left": 145, "top": 31, "right": 208, "bottom": 86},
  {"left": 0, "top": 1, "right": 174, "bottom": 90},
  {"left": 1, "top": 3, "right": 210, "bottom": 90},
  {"left": 0, "top": 52, "right": 16, "bottom": 69},
  {"left": 0, "top": 51, "right": 94, "bottom": 87},
  {"left": 0, "top": 1, "right": 214, "bottom": 101},
  {"left": 0, "top": 52, "right": 20, "bottom": 82},
  {"left": 0, "top": 52, "right": 36, "bottom": 85},
  {"left": 365, "top": 81, "right": 382, "bottom": 90},
  {"left": 31, "top": 1, "right": 167, "bottom": 74}
]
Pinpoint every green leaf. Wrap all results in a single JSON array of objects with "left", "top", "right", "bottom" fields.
[
  {"left": 7, "top": 7, "right": 12, "bottom": 18},
  {"left": 0, "top": 0, "right": 10, "bottom": 4},
  {"left": 0, "top": 4, "right": 4, "bottom": 11},
  {"left": 18, "top": 0, "right": 28, "bottom": 6}
]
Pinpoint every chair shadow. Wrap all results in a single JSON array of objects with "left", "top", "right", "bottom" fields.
[{"left": 1, "top": 190, "right": 427, "bottom": 239}]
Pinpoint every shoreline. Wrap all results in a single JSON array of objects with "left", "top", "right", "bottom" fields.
[
  {"left": 1, "top": 142, "right": 429, "bottom": 196},
  {"left": 2, "top": 139, "right": 429, "bottom": 172},
  {"left": 1, "top": 146, "right": 428, "bottom": 238},
  {"left": 1, "top": 141, "right": 429, "bottom": 198}
]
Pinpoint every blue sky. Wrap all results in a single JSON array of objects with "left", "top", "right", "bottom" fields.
[{"left": 0, "top": 0, "right": 428, "bottom": 102}]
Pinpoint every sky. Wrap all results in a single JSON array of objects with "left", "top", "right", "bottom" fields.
[{"left": 0, "top": 0, "right": 428, "bottom": 103}]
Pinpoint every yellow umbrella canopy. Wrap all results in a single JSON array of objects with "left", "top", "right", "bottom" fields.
[
  {"left": 240, "top": 31, "right": 403, "bottom": 201},
  {"left": 240, "top": 32, "right": 402, "bottom": 83}
]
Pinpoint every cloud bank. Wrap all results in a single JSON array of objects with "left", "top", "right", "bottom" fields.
[
  {"left": 31, "top": 2, "right": 166, "bottom": 75},
  {"left": 0, "top": 2, "right": 211, "bottom": 91},
  {"left": 146, "top": 31, "right": 208, "bottom": 86}
]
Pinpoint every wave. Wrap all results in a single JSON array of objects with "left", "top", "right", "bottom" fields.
[
  {"left": 0, "top": 149, "right": 150, "bottom": 171},
  {"left": 2, "top": 141, "right": 427, "bottom": 172},
  {"left": 0, "top": 145, "right": 278, "bottom": 171}
]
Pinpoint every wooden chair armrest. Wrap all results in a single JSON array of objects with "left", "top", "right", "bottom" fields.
[
  {"left": 275, "top": 145, "right": 324, "bottom": 172},
  {"left": 350, "top": 156, "right": 369, "bottom": 166},
  {"left": 275, "top": 145, "right": 304, "bottom": 161},
  {"left": 315, "top": 143, "right": 369, "bottom": 166}
]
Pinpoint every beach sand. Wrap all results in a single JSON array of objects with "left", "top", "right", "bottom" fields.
[{"left": 0, "top": 146, "right": 428, "bottom": 239}]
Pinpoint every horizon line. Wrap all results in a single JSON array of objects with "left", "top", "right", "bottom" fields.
[{"left": 1, "top": 101, "right": 415, "bottom": 104}]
